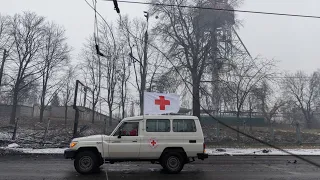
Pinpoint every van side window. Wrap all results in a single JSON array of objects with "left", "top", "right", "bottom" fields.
[
  {"left": 146, "top": 119, "right": 170, "bottom": 132},
  {"left": 116, "top": 122, "right": 139, "bottom": 136},
  {"left": 173, "top": 119, "right": 196, "bottom": 132}
]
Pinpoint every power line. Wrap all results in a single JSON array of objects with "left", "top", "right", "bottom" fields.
[
  {"left": 84, "top": 0, "right": 106, "bottom": 57},
  {"left": 102, "top": 0, "right": 320, "bottom": 19},
  {"left": 117, "top": 13, "right": 320, "bottom": 168},
  {"left": 86, "top": 2, "right": 320, "bottom": 168}
]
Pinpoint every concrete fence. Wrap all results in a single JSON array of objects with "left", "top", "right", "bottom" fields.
[{"left": 0, "top": 104, "right": 110, "bottom": 122}]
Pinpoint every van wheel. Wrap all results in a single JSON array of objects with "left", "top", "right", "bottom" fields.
[
  {"left": 162, "top": 152, "right": 184, "bottom": 174},
  {"left": 74, "top": 151, "right": 98, "bottom": 174}
]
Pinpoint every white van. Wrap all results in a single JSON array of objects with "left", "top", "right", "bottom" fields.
[{"left": 64, "top": 115, "right": 208, "bottom": 174}]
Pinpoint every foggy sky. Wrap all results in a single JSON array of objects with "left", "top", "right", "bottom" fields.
[{"left": 1, "top": 0, "right": 319, "bottom": 74}]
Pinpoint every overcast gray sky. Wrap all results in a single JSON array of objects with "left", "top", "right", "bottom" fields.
[{"left": 1, "top": 0, "right": 319, "bottom": 74}]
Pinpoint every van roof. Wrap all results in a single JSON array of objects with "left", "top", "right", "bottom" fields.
[{"left": 121, "top": 115, "right": 199, "bottom": 121}]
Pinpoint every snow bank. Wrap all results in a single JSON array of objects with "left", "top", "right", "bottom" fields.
[
  {"left": 206, "top": 148, "right": 320, "bottom": 156},
  {"left": 1, "top": 146, "right": 320, "bottom": 156},
  {"left": 0, "top": 147, "right": 67, "bottom": 154},
  {"left": 7, "top": 143, "right": 19, "bottom": 148},
  {"left": 21, "top": 148, "right": 67, "bottom": 154}
]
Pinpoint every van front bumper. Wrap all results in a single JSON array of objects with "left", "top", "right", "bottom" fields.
[
  {"left": 197, "top": 153, "right": 208, "bottom": 160},
  {"left": 64, "top": 149, "right": 77, "bottom": 159}
]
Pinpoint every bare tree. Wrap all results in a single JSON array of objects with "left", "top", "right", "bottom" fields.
[
  {"left": 62, "top": 66, "right": 75, "bottom": 125},
  {"left": 120, "top": 16, "right": 153, "bottom": 115},
  {"left": 38, "top": 22, "right": 70, "bottom": 122},
  {"left": 221, "top": 56, "right": 275, "bottom": 140},
  {"left": 283, "top": 70, "right": 320, "bottom": 128},
  {"left": 0, "top": 14, "right": 11, "bottom": 91},
  {"left": 99, "top": 21, "right": 123, "bottom": 126},
  {"left": 80, "top": 38, "right": 102, "bottom": 124},
  {"left": 118, "top": 51, "right": 130, "bottom": 119},
  {"left": 0, "top": 14, "right": 10, "bottom": 47},
  {"left": 103, "top": 56, "right": 118, "bottom": 126},
  {"left": 252, "top": 80, "right": 286, "bottom": 124},
  {"left": 8, "top": 12, "right": 46, "bottom": 124}
]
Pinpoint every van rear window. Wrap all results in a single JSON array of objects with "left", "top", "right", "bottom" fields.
[
  {"left": 173, "top": 119, "right": 196, "bottom": 132},
  {"left": 146, "top": 119, "right": 170, "bottom": 132}
]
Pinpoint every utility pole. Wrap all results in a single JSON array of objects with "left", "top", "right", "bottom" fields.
[
  {"left": 140, "top": 11, "right": 149, "bottom": 115},
  {"left": 83, "top": 87, "right": 87, "bottom": 107},
  {"left": 0, "top": 49, "right": 7, "bottom": 89},
  {"left": 73, "top": 80, "right": 87, "bottom": 138}
]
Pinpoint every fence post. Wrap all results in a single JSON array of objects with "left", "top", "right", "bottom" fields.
[
  {"left": 216, "top": 120, "right": 220, "bottom": 141},
  {"left": 296, "top": 122, "right": 301, "bottom": 145},
  {"left": 73, "top": 109, "right": 79, "bottom": 138}
]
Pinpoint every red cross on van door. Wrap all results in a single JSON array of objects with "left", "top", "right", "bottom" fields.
[
  {"left": 155, "top": 96, "right": 170, "bottom": 110},
  {"left": 151, "top": 140, "right": 157, "bottom": 146},
  {"left": 149, "top": 138, "right": 158, "bottom": 148}
]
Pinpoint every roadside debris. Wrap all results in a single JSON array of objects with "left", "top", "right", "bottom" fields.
[{"left": 216, "top": 148, "right": 226, "bottom": 152}]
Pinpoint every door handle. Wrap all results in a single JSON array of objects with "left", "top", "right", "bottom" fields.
[
  {"left": 132, "top": 140, "right": 138, "bottom": 142},
  {"left": 189, "top": 140, "right": 196, "bottom": 143}
]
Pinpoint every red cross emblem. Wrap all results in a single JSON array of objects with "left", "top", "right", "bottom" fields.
[
  {"left": 151, "top": 140, "right": 157, "bottom": 146},
  {"left": 155, "top": 96, "right": 170, "bottom": 110},
  {"left": 149, "top": 138, "right": 158, "bottom": 148}
]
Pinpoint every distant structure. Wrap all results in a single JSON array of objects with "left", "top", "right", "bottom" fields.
[{"left": 196, "top": 0, "right": 252, "bottom": 115}]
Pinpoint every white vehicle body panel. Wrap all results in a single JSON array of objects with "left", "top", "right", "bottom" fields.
[{"left": 70, "top": 115, "right": 205, "bottom": 160}]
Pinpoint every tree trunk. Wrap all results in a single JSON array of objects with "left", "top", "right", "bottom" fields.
[
  {"left": 302, "top": 109, "right": 312, "bottom": 129},
  {"left": 306, "top": 112, "right": 312, "bottom": 129},
  {"left": 39, "top": 105, "right": 45, "bottom": 123},
  {"left": 40, "top": 72, "right": 48, "bottom": 122},
  {"left": 139, "top": 91, "right": 143, "bottom": 115},
  {"left": 92, "top": 105, "right": 95, "bottom": 124},
  {"left": 121, "top": 74, "right": 125, "bottom": 119},
  {"left": 140, "top": 29, "right": 148, "bottom": 115},
  {"left": 0, "top": 49, "right": 7, "bottom": 89},
  {"left": 39, "top": 91, "right": 45, "bottom": 122},
  {"left": 64, "top": 103, "right": 68, "bottom": 125},
  {"left": 91, "top": 92, "right": 95, "bottom": 124},
  {"left": 121, "top": 100, "right": 125, "bottom": 119},
  {"left": 10, "top": 89, "right": 19, "bottom": 124},
  {"left": 236, "top": 111, "right": 240, "bottom": 141},
  {"left": 109, "top": 106, "right": 113, "bottom": 127},
  {"left": 192, "top": 75, "right": 201, "bottom": 119}
]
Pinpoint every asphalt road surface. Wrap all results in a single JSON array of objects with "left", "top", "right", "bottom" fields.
[{"left": 0, "top": 154, "right": 320, "bottom": 180}]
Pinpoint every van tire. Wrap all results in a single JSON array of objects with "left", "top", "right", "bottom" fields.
[
  {"left": 74, "top": 151, "right": 98, "bottom": 174},
  {"left": 161, "top": 152, "right": 184, "bottom": 174}
]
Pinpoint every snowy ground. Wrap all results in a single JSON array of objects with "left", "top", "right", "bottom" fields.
[
  {"left": 0, "top": 143, "right": 67, "bottom": 154},
  {"left": 1, "top": 143, "right": 320, "bottom": 156},
  {"left": 206, "top": 148, "right": 320, "bottom": 156}
]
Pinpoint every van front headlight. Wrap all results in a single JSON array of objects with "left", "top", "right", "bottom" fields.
[{"left": 70, "top": 141, "right": 78, "bottom": 148}]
